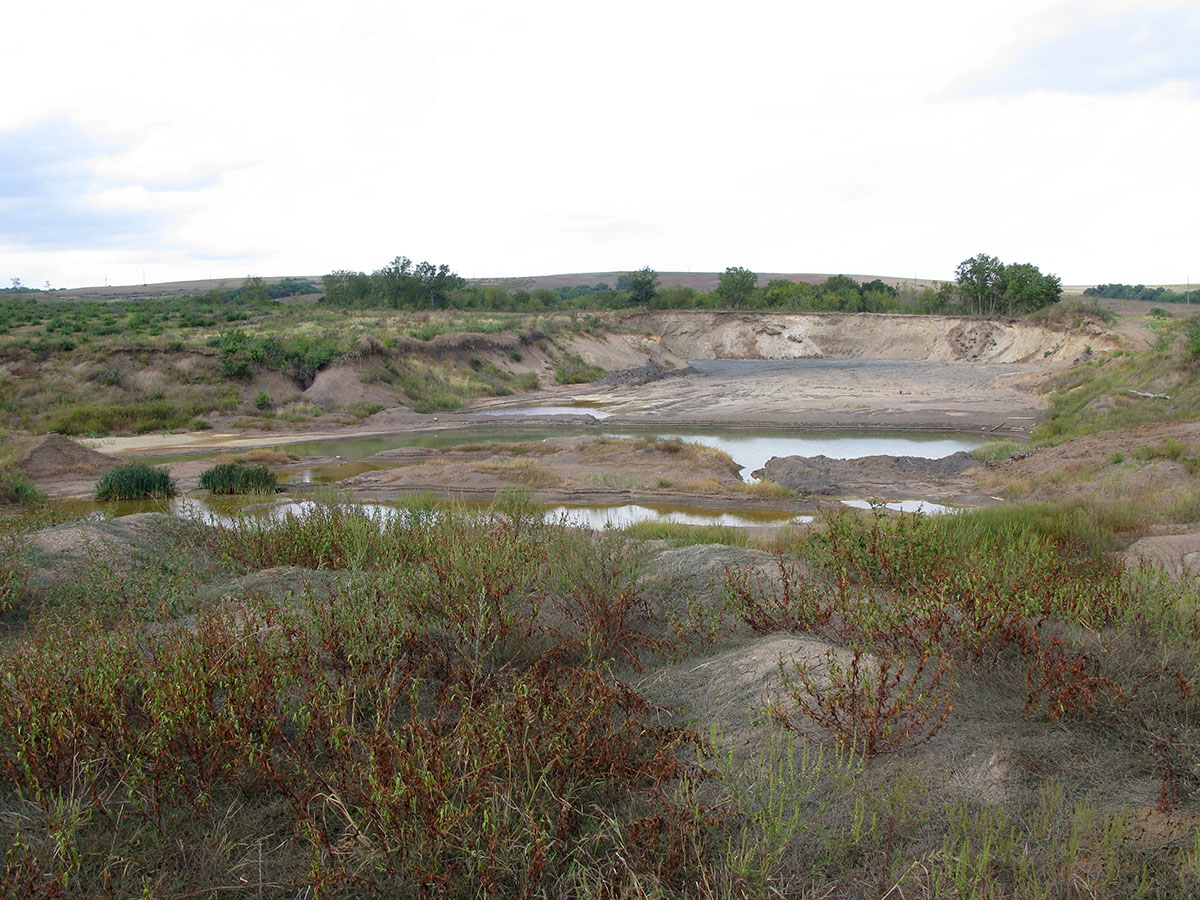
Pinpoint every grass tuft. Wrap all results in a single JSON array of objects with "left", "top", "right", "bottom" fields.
[
  {"left": 94, "top": 461, "right": 176, "bottom": 500},
  {"left": 198, "top": 462, "right": 278, "bottom": 494}
]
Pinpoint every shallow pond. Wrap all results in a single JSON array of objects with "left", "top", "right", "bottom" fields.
[
  {"left": 280, "top": 426, "right": 989, "bottom": 483},
  {"left": 76, "top": 495, "right": 814, "bottom": 530}
]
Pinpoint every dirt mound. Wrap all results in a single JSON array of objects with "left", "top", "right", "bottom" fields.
[
  {"left": 29, "top": 513, "right": 200, "bottom": 563},
  {"left": 592, "top": 360, "right": 693, "bottom": 389},
  {"left": 1122, "top": 531, "right": 1200, "bottom": 579},
  {"left": 198, "top": 565, "right": 347, "bottom": 607},
  {"left": 302, "top": 366, "right": 399, "bottom": 409},
  {"left": 17, "top": 434, "right": 119, "bottom": 481},
  {"left": 638, "top": 634, "right": 864, "bottom": 743},
  {"left": 757, "top": 451, "right": 977, "bottom": 499}
]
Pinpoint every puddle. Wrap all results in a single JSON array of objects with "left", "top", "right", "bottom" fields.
[
  {"left": 82, "top": 494, "right": 813, "bottom": 531},
  {"left": 544, "top": 504, "right": 811, "bottom": 529},
  {"left": 276, "top": 427, "right": 988, "bottom": 484},
  {"left": 840, "top": 499, "right": 957, "bottom": 515}
]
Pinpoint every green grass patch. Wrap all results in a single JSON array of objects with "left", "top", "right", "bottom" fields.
[
  {"left": 0, "top": 469, "right": 43, "bottom": 506},
  {"left": 1034, "top": 321, "right": 1200, "bottom": 444},
  {"left": 554, "top": 351, "right": 605, "bottom": 384},
  {"left": 622, "top": 520, "right": 751, "bottom": 547},
  {"left": 94, "top": 462, "right": 177, "bottom": 500},
  {"left": 970, "top": 438, "right": 1025, "bottom": 462},
  {"left": 198, "top": 462, "right": 277, "bottom": 495}
]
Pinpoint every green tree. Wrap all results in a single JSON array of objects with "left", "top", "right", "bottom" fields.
[
  {"left": 626, "top": 266, "right": 659, "bottom": 305},
  {"left": 998, "top": 262, "right": 1062, "bottom": 315},
  {"left": 241, "top": 275, "right": 269, "bottom": 304},
  {"left": 954, "top": 253, "right": 1003, "bottom": 316},
  {"left": 716, "top": 266, "right": 758, "bottom": 307}
]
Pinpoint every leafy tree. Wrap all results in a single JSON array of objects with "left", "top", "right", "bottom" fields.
[
  {"left": 1186, "top": 316, "right": 1200, "bottom": 359},
  {"left": 322, "top": 270, "right": 371, "bottom": 305},
  {"left": 956, "top": 254, "right": 1060, "bottom": 316},
  {"left": 322, "top": 256, "right": 464, "bottom": 309},
  {"left": 241, "top": 275, "right": 269, "bottom": 304},
  {"left": 998, "top": 262, "right": 1061, "bottom": 315},
  {"left": 955, "top": 253, "right": 1004, "bottom": 316},
  {"left": 626, "top": 266, "right": 659, "bottom": 305},
  {"left": 716, "top": 266, "right": 758, "bottom": 307}
]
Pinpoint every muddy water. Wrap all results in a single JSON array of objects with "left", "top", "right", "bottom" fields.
[
  {"left": 283, "top": 426, "right": 987, "bottom": 483},
  {"left": 75, "top": 495, "right": 814, "bottom": 529}
]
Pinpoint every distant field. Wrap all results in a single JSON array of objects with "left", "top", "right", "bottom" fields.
[{"left": 26, "top": 271, "right": 947, "bottom": 303}]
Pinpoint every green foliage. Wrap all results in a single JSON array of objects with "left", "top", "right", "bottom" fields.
[
  {"left": 970, "top": 439, "right": 1024, "bottom": 462},
  {"left": 218, "top": 329, "right": 343, "bottom": 388},
  {"left": 198, "top": 462, "right": 277, "bottom": 495},
  {"left": 956, "top": 253, "right": 1061, "bottom": 316},
  {"left": 45, "top": 398, "right": 226, "bottom": 436},
  {"left": 554, "top": 351, "right": 605, "bottom": 384},
  {"left": 1086, "top": 282, "right": 1198, "bottom": 304},
  {"left": 253, "top": 390, "right": 271, "bottom": 409},
  {"left": 1186, "top": 315, "right": 1200, "bottom": 358},
  {"left": 322, "top": 255, "right": 465, "bottom": 309},
  {"left": 625, "top": 266, "right": 659, "bottom": 305},
  {"left": 1035, "top": 330, "right": 1200, "bottom": 442},
  {"left": 716, "top": 265, "right": 759, "bottom": 306},
  {"left": 0, "top": 469, "right": 44, "bottom": 506},
  {"left": 94, "top": 462, "right": 176, "bottom": 500}
]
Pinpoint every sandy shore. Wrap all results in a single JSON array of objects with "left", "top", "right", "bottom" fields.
[{"left": 86, "top": 358, "right": 1042, "bottom": 460}]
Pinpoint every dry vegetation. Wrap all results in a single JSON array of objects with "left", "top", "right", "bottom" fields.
[{"left": 0, "top": 490, "right": 1197, "bottom": 897}]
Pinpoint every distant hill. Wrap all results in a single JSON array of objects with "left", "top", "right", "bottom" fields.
[
  {"left": 14, "top": 271, "right": 1185, "bottom": 305},
  {"left": 468, "top": 271, "right": 944, "bottom": 293}
]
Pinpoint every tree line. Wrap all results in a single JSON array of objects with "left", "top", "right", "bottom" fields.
[
  {"left": 1084, "top": 283, "right": 1195, "bottom": 304},
  {"left": 321, "top": 255, "right": 1063, "bottom": 316}
]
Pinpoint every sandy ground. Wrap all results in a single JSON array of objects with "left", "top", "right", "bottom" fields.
[
  {"left": 80, "top": 356, "right": 1045, "bottom": 461},
  {"left": 22, "top": 356, "right": 1048, "bottom": 511},
  {"left": 560, "top": 358, "right": 1046, "bottom": 433}
]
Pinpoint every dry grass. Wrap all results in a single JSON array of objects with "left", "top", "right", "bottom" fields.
[
  {"left": 735, "top": 479, "right": 797, "bottom": 499},
  {"left": 474, "top": 457, "right": 562, "bottom": 487},
  {"left": 217, "top": 448, "right": 297, "bottom": 465}
]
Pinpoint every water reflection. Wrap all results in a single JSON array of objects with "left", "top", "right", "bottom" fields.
[
  {"left": 84, "top": 494, "right": 813, "bottom": 531},
  {"left": 285, "top": 427, "right": 990, "bottom": 484},
  {"left": 840, "top": 498, "right": 957, "bottom": 515}
]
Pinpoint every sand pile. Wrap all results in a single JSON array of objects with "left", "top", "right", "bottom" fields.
[{"left": 17, "top": 433, "right": 119, "bottom": 481}]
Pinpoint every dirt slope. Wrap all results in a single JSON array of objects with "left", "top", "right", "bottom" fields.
[{"left": 616, "top": 311, "right": 1115, "bottom": 363}]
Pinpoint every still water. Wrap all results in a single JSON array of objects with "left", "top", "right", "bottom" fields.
[
  {"left": 79, "top": 495, "right": 816, "bottom": 530},
  {"left": 284, "top": 426, "right": 989, "bottom": 483}
]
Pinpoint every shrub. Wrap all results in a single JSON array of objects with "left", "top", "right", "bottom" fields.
[
  {"left": 94, "top": 462, "right": 177, "bottom": 500},
  {"left": 198, "top": 462, "right": 277, "bottom": 494},
  {"left": 970, "top": 439, "right": 1024, "bottom": 462},
  {"left": 554, "top": 352, "right": 605, "bottom": 384},
  {"left": 254, "top": 391, "right": 272, "bottom": 410},
  {"left": 0, "top": 470, "right": 44, "bottom": 506}
]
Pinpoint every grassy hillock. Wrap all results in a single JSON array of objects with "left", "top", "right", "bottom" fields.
[{"left": 0, "top": 495, "right": 1196, "bottom": 896}]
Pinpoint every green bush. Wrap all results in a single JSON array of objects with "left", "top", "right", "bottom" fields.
[
  {"left": 0, "top": 470, "right": 44, "bottom": 506},
  {"left": 95, "top": 462, "right": 177, "bottom": 501},
  {"left": 198, "top": 462, "right": 277, "bottom": 495},
  {"left": 554, "top": 352, "right": 605, "bottom": 384}
]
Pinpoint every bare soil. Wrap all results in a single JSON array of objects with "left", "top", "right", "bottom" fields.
[{"left": 20, "top": 310, "right": 1192, "bottom": 537}]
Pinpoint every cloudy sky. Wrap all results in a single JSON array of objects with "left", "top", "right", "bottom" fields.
[{"left": 3, "top": 0, "right": 1198, "bottom": 289}]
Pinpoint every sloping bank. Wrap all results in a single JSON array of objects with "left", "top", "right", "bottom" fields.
[{"left": 614, "top": 310, "right": 1114, "bottom": 362}]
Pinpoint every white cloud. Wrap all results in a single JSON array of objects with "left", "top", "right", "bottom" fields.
[{"left": 1, "top": 0, "right": 1198, "bottom": 287}]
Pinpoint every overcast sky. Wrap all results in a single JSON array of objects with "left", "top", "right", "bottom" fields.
[{"left": 3, "top": 0, "right": 1198, "bottom": 289}]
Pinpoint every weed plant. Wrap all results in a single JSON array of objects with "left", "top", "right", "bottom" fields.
[
  {"left": 554, "top": 352, "right": 605, "bottom": 384},
  {"left": 3, "top": 494, "right": 1200, "bottom": 895},
  {"left": 198, "top": 462, "right": 277, "bottom": 494},
  {"left": 94, "top": 462, "right": 177, "bottom": 500},
  {"left": 0, "top": 469, "right": 43, "bottom": 506},
  {"left": 0, "top": 501, "right": 719, "bottom": 895}
]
